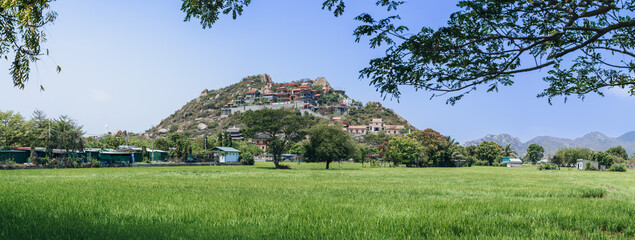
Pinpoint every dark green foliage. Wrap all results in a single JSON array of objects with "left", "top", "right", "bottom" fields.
[
  {"left": 606, "top": 146, "right": 628, "bottom": 161},
  {"left": 475, "top": 141, "right": 503, "bottom": 166},
  {"left": 168, "top": 133, "right": 192, "bottom": 161},
  {"left": 154, "top": 138, "right": 170, "bottom": 151},
  {"left": 352, "top": 1, "right": 635, "bottom": 104},
  {"left": 502, "top": 144, "right": 517, "bottom": 158},
  {"left": 343, "top": 102, "right": 411, "bottom": 128},
  {"left": 538, "top": 163, "right": 559, "bottom": 171},
  {"left": 239, "top": 152, "right": 254, "bottom": 165},
  {"left": 556, "top": 148, "right": 594, "bottom": 166},
  {"left": 233, "top": 141, "right": 262, "bottom": 158},
  {"left": 87, "top": 157, "right": 100, "bottom": 168},
  {"left": 593, "top": 151, "right": 614, "bottom": 168},
  {"left": 360, "top": 131, "right": 391, "bottom": 147},
  {"left": 305, "top": 125, "right": 355, "bottom": 169},
  {"left": 181, "top": 0, "right": 251, "bottom": 29},
  {"left": 192, "top": 150, "right": 214, "bottom": 162},
  {"left": 407, "top": 129, "right": 446, "bottom": 167},
  {"left": 241, "top": 109, "right": 313, "bottom": 169},
  {"left": 316, "top": 89, "right": 341, "bottom": 106},
  {"left": 287, "top": 142, "right": 306, "bottom": 157},
  {"left": 384, "top": 137, "right": 422, "bottom": 167},
  {"left": 526, "top": 144, "right": 545, "bottom": 165},
  {"left": 608, "top": 164, "right": 627, "bottom": 172},
  {"left": 550, "top": 154, "right": 565, "bottom": 168}
]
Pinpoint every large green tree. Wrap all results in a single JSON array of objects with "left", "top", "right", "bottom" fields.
[
  {"left": 502, "top": 144, "right": 517, "bottom": 158},
  {"left": 606, "top": 145, "right": 628, "bottom": 161},
  {"left": 384, "top": 136, "right": 422, "bottom": 167},
  {"left": 526, "top": 144, "right": 545, "bottom": 165},
  {"left": 1, "top": 0, "right": 58, "bottom": 89},
  {"left": 438, "top": 136, "right": 461, "bottom": 167},
  {"left": 555, "top": 147, "right": 594, "bottom": 167},
  {"left": 49, "top": 115, "right": 84, "bottom": 158},
  {"left": 0, "top": 110, "right": 26, "bottom": 149},
  {"left": 182, "top": 0, "right": 635, "bottom": 104},
  {"left": 241, "top": 109, "right": 312, "bottom": 169},
  {"left": 475, "top": 141, "right": 503, "bottom": 166},
  {"left": 593, "top": 151, "right": 614, "bottom": 168},
  {"left": 305, "top": 125, "right": 356, "bottom": 169},
  {"left": 408, "top": 128, "right": 446, "bottom": 166}
]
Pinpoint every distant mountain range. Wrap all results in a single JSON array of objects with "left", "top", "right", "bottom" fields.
[{"left": 465, "top": 131, "right": 635, "bottom": 156}]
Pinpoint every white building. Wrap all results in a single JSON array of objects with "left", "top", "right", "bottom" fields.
[
  {"left": 502, "top": 158, "right": 523, "bottom": 167},
  {"left": 576, "top": 159, "right": 605, "bottom": 170}
]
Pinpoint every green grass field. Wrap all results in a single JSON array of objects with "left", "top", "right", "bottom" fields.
[{"left": 0, "top": 163, "right": 633, "bottom": 239}]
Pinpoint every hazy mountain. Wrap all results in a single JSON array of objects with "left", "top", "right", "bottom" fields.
[
  {"left": 466, "top": 131, "right": 635, "bottom": 156},
  {"left": 617, "top": 131, "right": 635, "bottom": 142}
]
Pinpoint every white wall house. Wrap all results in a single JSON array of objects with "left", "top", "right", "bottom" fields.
[
  {"left": 502, "top": 158, "right": 523, "bottom": 167},
  {"left": 576, "top": 159, "right": 605, "bottom": 170}
]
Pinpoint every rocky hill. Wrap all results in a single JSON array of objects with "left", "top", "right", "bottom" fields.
[
  {"left": 146, "top": 74, "right": 416, "bottom": 138},
  {"left": 465, "top": 131, "right": 635, "bottom": 156}
]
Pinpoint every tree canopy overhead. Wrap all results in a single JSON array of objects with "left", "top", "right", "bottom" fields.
[
  {"left": 182, "top": 0, "right": 635, "bottom": 104},
  {"left": 1, "top": 0, "right": 58, "bottom": 89}
]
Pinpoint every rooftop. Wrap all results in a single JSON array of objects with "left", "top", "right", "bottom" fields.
[{"left": 212, "top": 147, "right": 241, "bottom": 153}]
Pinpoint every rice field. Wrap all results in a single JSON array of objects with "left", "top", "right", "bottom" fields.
[{"left": 0, "top": 163, "right": 633, "bottom": 239}]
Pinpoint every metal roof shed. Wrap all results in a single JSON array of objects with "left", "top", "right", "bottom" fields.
[
  {"left": 211, "top": 147, "right": 241, "bottom": 163},
  {"left": 0, "top": 150, "right": 29, "bottom": 164}
]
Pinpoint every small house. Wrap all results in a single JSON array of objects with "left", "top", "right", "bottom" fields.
[
  {"left": 502, "top": 158, "right": 523, "bottom": 167},
  {"left": 212, "top": 147, "right": 241, "bottom": 163},
  {"left": 576, "top": 159, "right": 605, "bottom": 170}
]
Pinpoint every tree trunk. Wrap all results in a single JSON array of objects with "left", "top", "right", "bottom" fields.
[
  {"left": 326, "top": 161, "right": 330, "bottom": 169},
  {"left": 273, "top": 155, "right": 280, "bottom": 169}
]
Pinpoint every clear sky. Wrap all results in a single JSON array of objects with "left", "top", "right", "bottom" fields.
[{"left": 0, "top": 0, "right": 633, "bottom": 144}]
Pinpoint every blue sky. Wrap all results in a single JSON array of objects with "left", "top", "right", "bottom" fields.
[{"left": 0, "top": 0, "right": 633, "bottom": 144}]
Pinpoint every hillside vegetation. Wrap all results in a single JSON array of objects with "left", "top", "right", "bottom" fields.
[{"left": 148, "top": 74, "right": 416, "bottom": 138}]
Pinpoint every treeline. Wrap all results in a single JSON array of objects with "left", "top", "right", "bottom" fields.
[
  {"left": 84, "top": 131, "right": 263, "bottom": 164},
  {"left": 0, "top": 109, "right": 263, "bottom": 165},
  {"left": 0, "top": 110, "right": 84, "bottom": 153},
  {"left": 549, "top": 146, "right": 631, "bottom": 170}
]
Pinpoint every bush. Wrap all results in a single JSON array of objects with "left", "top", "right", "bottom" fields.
[
  {"left": 585, "top": 162, "right": 598, "bottom": 171},
  {"left": 1, "top": 158, "right": 16, "bottom": 166},
  {"left": 608, "top": 165, "right": 626, "bottom": 172},
  {"left": 473, "top": 160, "right": 489, "bottom": 166},
  {"left": 50, "top": 158, "right": 61, "bottom": 167},
  {"left": 240, "top": 152, "right": 255, "bottom": 165},
  {"left": 40, "top": 157, "right": 51, "bottom": 166},
  {"left": 464, "top": 156, "right": 476, "bottom": 167},
  {"left": 88, "top": 157, "right": 101, "bottom": 168},
  {"left": 538, "top": 163, "right": 559, "bottom": 170}
]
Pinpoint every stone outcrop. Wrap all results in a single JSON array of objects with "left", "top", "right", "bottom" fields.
[{"left": 313, "top": 77, "right": 331, "bottom": 89}]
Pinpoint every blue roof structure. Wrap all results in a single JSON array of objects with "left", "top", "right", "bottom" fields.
[{"left": 211, "top": 147, "right": 241, "bottom": 153}]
